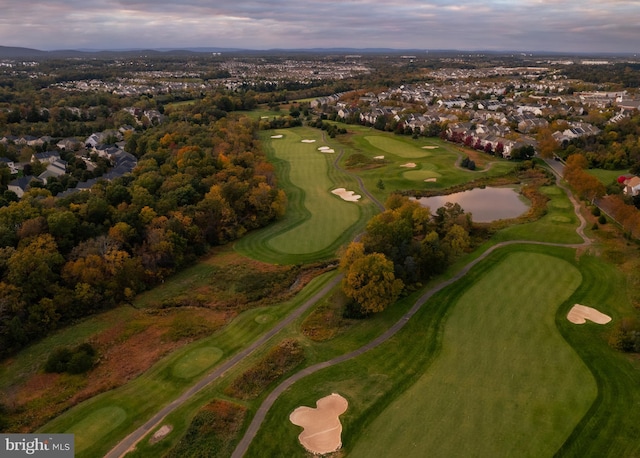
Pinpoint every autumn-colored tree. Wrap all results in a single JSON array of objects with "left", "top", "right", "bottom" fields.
[
  {"left": 7, "top": 234, "right": 64, "bottom": 304},
  {"left": 340, "top": 242, "right": 404, "bottom": 314},
  {"left": 536, "top": 127, "right": 559, "bottom": 159}
]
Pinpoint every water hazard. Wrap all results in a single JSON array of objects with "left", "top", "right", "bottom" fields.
[{"left": 414, "top": 187, "right": 530, "bottom": 223}]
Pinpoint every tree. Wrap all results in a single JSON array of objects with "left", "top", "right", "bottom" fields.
[{"left": 341, "top": 242, "right": 403, "bottom": 314}]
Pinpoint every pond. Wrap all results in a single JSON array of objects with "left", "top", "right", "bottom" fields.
[{"left": 414, "top": 187, "right": 530, "bottom": 223}]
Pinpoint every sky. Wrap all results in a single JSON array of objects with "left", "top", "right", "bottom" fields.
[{"left": 4, "top": 0, "right": 640, "bottom": 53}]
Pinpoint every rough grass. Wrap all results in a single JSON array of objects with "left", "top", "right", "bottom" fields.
[
  {"left": 494, "top": 184, "right": 584, "bottom": 244},
  {"left": 164, "top": 400, "right": 247, "bottom": 458},
  {"left": 224, "top": 339, "right": 305, "bottom": 400}
]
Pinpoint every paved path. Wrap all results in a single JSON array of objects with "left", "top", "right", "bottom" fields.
[{"left": 104, "top": 275, "right": 342, "bottom": 458}]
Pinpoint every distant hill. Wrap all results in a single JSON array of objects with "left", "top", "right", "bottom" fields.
[{"left": 0, "top": 45, "right": 635, "bottom": 60}]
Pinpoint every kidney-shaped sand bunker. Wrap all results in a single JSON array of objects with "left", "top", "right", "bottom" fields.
[{"left": 289, "top": 393, "right": 348, "bottom": 455}]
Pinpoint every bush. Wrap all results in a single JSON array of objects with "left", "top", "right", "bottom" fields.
[
  {"left": 598, "top": 214, "right": 607, "bottom": 224},
  {"left": 591, "top": 206, "right": 601, "bottom": 216},
  {"left": 44, "top": 343, "right": 97, "bottom": 374},
  {"left": 225, "top": 339, "right": 305, "bottom": 400}
]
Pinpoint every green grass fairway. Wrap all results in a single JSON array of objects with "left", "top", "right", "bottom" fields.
[
  {"left": 364, "top": 136, "right": 432, "bottom": 159},
  {"left": 172, "top": 347, "right": 223, "bottom": 379},
  {"left": 349, "top": 251, "right": 594, "bottom": 457},
  {"left": 236, "top": 128, "right": 376, "bottom": 263},
  {"left": 70, "top": 407, "right": 126, "bottom": 454}
]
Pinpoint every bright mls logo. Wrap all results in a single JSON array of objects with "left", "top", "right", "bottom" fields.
[{"left": 1, "top": 434, "right": 74, "bottom": 457}]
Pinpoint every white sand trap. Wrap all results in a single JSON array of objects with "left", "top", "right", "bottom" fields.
[
  {"left": 424, "top": 178, "right": 437, "bottom": 182},
  {"left": 149, "top": 424, "right": 172, "bottom": 444},
  {"left": 567, "top": 304, "right": 612, "bottom": 325},
  {"left": 318, "top": 146, "right": 331, "bottom": 151},
  {"left": 332, "top": 188, "right": 361, "bottom": 202},
  {"left": 290, "top": 393, "right": 348, "bottom": 455},
  {"left": 270, "top": 134, "right": 283, "bottom": 139},
  {"left": 321, "top": 149, "right": 335, "bottom": 153},
  {"left": 400, "top": 162, "right": 417, "bottom": 168},
  {"left": 374, "top": 155, "right": 385, "bottom": 160},
  {"left": 422, "top": 145, "right": 438, "bottom": 149},
  {"left": 301, "top": 139, "right": 317, "bottom": 143}
]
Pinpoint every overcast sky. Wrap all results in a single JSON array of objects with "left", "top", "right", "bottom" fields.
[{"left": 4, "top": 0, "right": 639, "bottom": 53}]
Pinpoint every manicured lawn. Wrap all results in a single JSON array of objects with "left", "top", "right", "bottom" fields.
[
  {"left": 330, "top": 125, "right": 516, "bottom": 201},
  {"left": 235, "top": 128, "right": 377, "bottom": 263},
  {"left": 587, "top": 168, "right": 627, "bottom": 186},
  {"left": 243, "top": 245, "right": 639, "bottom": 458},
  {"left": 349, "top": 251, "right": 592, "bottom": 457},
  {"left": 363, "top": 135, "right": 433, "bottom": 159}
]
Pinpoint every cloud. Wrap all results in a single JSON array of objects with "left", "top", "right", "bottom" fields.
[{"left": 1, "top": 0, "right": 639, "bottom": 52}]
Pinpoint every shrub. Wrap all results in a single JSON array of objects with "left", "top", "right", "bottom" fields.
[
  {"left": 44, "top": 343, "right": 97, "bottom": 374},
  {"left": 225, "top": 339, "right": 305, "bottom": 400},
  {"left": 598, "top": 214, "right": 607, "bottom": 224},
  {"left": 591, "top": 206, "right": 601, "bottom": 216}
]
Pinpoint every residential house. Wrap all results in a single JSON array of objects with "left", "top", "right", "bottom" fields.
[
  {"left": 37, "top": 159, "right": 67, "bottom": 185},
  {"left": 623, "top": 176, "right": 640, "bottom": 197},
  {"left": 31, "top": 151, "right": 61, "bottom": 164},
  {"left": 56, "top": 137, "right": 82, "bottom": 151},
  {"left": 0, "top": 157, "right": 18, "bottom": 174},
  {"left": 8, "top": 176, "right": 40, "bottom": 198}
]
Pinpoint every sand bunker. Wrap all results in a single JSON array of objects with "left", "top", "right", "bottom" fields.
[
  {"left": 332, "top": 188, "right": 361, "bottom": 202},
  {"left": 290, "top": 393, "right": 348, "bottom": 455},
  {"left": 400, "top": 162, "right": 417, "bottom": 168},
  {"left": 374, "top": 155, "right": 385, "bottom": 160},
  {"left": 567, "top": 304, "right": 612, "bottom": 325},
  {"left": 424, "top": 178, "right": 437, "bottom": 182},
  {"left": 301, "top": 139, "right": 317, "bottom": 143},
  {"left": 317, "top": 146, "right": 335, "bottom": 153},
  {"left": 422, "top": 145, "right": 438, "bottom": 149},
  {"left": 149, "top": 424, "right": 172, "bottom": 444},
  {"left": 271, "top": 134, "right": 283, "bottom": 139}
]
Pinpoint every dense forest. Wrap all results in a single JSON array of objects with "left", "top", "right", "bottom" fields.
[{"left": 0, "top": 98, "right": 287, "bottom": 358}]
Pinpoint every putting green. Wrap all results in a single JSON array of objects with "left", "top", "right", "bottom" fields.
[
  {"left": 67, "top": 406, "right": 126, "bottom": 453},
  {"left": 350, "top": 251, "right": 595, "bottom": 457},
  {"left": 172, "top": 347, "right": 223, "bottom": 379},
  {"left": 364, "top": 136, "right": 430, "bottom": 159}
]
